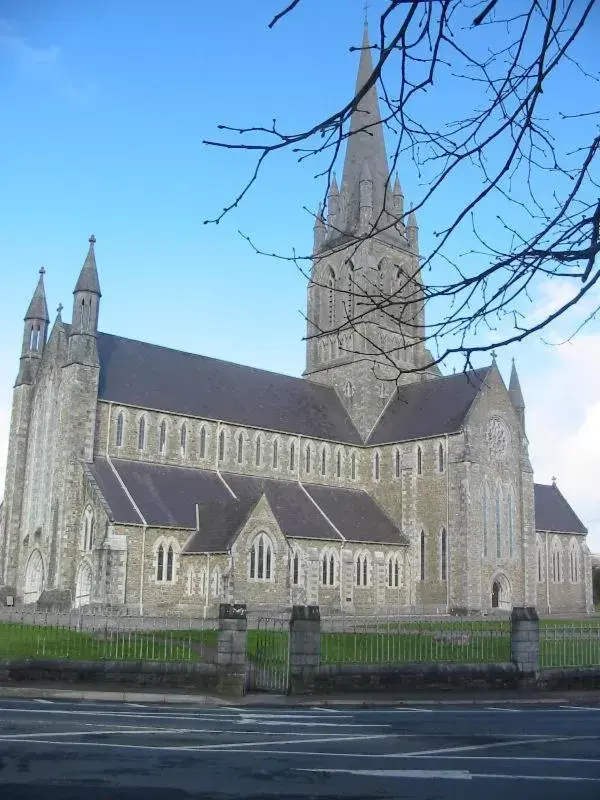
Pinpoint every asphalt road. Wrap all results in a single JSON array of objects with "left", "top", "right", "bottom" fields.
[{"left": 1, "top": 698, "right": 599, "bottom": 798}]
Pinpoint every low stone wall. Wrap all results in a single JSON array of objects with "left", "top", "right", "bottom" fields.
[
  {"left": 314, "top": 662, "right": 522, "bottom": 693},
  {"left": 538, "top": 667, "right": 600, "bottom": 691},
  {"left": 0, "top": 658, "right": 219, "bottom": 691}
]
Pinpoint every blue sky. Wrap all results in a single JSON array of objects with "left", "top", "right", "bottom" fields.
[{"left": 0, "top": 0, "right": 598, "bottom": 549}]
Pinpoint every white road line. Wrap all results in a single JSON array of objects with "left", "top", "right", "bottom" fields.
[
  {"left": 414, "top": 755, "right": 600, "bottom": 764},
  {"left": 0, "top": 733, "right": 393, "bottom": 752},
  {"left": 296, "top": 768, "right": 600, "bottom": 782},
  {"left": 237, "top": 713, "right": 353, "bottom": 720},
  {"left": 560, "top": 705, "right": 600, "bottom": 711},
  {"left": 485, "top": 707, "right": 521, "bottom": 712},
  {"left": 397, "top": 734, "right": 599, "bottom": 758},
  {"left": 0, "top": 708, "right": 243, "bottom": 722},
  {"left": 236, "top": 718, "right": 388, "bottom": 728},
  {"left": 33, "top": 699, "right": 54, "bottom": 704},
  {"left": 393, "top": 707, "right": 434, "bottom": 713},
  {"left": 310, "top": 707, "right": 345, "bottom": 713}
]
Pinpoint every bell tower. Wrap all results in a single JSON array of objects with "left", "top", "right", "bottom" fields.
[{"left": 304, "top": 23, "right": 436, "bottom": 438}]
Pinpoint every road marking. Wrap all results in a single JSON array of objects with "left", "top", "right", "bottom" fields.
[
  {"left": 0, "top": 708, "right": 244, "bottom": 722},
  {"left": 236, "top": 717, "right": 388, "bottom": 728},
  {"left": 560, "top": 705, "right": 600, "bottom": 711},
  {"left": 310, "top": 707, "right": 345, "bottom": 713},
  {"left": 237, "top": 713, "right": 353, "bottom": 720},
  {"left": 298, "top": 767, "right": 472, "bottom": 780},
  {"left": 397, "top": 734, "right": 599, "bottom": 758},
  {"left": 0, "top": 732, "right": 393, "bottom": 752},
  {"left": 297, "top": 768, "right": 600, "bottom": 782},
  {"left": 33, "top": 699, "right": 54, "bottom": 704},
  {"left": 485, "top": 707, "right": 521, "bottom": 712}
]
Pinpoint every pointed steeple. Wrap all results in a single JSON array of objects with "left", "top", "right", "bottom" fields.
[
  {"left": 509, "top": 357, "right": 525, "bottom": 429},
  {"left": 16, "top": 268, "right": 50, "bottom": 385},
  {"left": 74, "top": 235, "right": 101, "bottom": 296},
  {"left": 407, "top": 207, "right": 418, "bottom": 250},
  {"left": 338, "top": 22, "right": 390, "bottom": 237},
  {"left": 25, "top": 267, "right": 50, "bottom": 323}
]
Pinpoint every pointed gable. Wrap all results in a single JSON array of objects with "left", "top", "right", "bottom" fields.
[
  {"left": 368, "top": 367, "right": 490, "bottom": 445},
  {"left": 534, "top": 483, "right": 587, "bottom": 534}
]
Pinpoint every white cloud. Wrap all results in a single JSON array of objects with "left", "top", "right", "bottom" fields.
[
  {"left": 0, "top": 19, "right": 88, "bottom": 104},
  {"left": 526, "top": 334, "right": 600, "bottom": 554}
]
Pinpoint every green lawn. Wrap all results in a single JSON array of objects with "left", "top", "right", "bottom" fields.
[
  {"left": 0, "top": 622, "right": 217, "bottom": 662},
  {"left": 1, "top": 619, "right": 598, "bottom": 668}
]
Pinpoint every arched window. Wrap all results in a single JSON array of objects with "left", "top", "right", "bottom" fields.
[
  {"left": 249, "top": 533, "right": 273, "bottom": 581},
  {"left": 483, "top": 484, "right": 489, "bottom": 558},
  {"left": 388, "top": 556, "right": 400, "bottom": 588},
  {"left": 116, "top": 412, "right": 124, "bottom": 447},
  {"left": 289, "top": 441, "right": 296, "bottom": 471},
  {"left": 416, "top": 446, "right": 422, "bottom": 476},
  {"left": 272, "top": 439, "right": 278, "bottom": 468},
  {"left": 440, "top": 527, "right": 447, "bottom": 581},
  {"left": 212, "top": 569, "right": 221, "bottom": 598},
  {"left": 199, "top": 569, "right": 207, "bottom": 597},
  {"left": 138, "top": 416, "right": 146, "bottom": 451},
  {"left": 508, "top": 490, "right": 515, "bottom": 558},
  {"left": 305, "top": 444, "right": 311, "bottom": 473},
  {"left": 156, "top": 545, "right": 164, "bottom": 581},
  {"left": 81, "top": 506, "right": 95, "bottom": 551},
  {"left": 166, "top": 545, "right": 174, "bottom": 582},
  {"left": 218, "top": 429, "right": 225, "bottom": 462},
  {"left": 336, "top": 449, "right": 342, "bottom": 478},
  {"left": 420, "top": 530, "right": 426, "bottom": 581},
  {"left": 321, "top": 552, "right": 335, "bottom": 585},
  {"left": 351, "top": 451, "right": 357, "bottom": 480},
  {"left": 327, "top": 268, "right": 335, "bottom": 328},
  {"left": 537, "top": 546, "right": 543, "bottom": 582},
  {"left": 199, "top": 426, "right": 206, "bottom": 459},
  {"left": 292, "top": 551, "right": 300, "bottom": 585},
  {"left": 180, "top": 423, "right": 187, "bottom": 456},
  {"left": 570, "top": 543, "right": 579, "bottom": 583},
  {"left": 186, "top": 568, "right": 194, "bottom": 596},
  {"left": 159, "top": 420, "right": 167, "bottom": 454},
  {"left": 495, "top": 487, "right": 502, "bottom": 559},
  {"left": 552, "top": 543, "right": 562, "bottom": 582},
  {"left": 373, "top": 451, "right": 380, "bottom": 480},
  {"left": 356, "top": 554, "right": 369, "bottom": 586},
  {"left": 255, "top": 435, "right": 262, "bottom": 466},
  {"left": 321, "top": 447, "right": 327, "bottom": 475},
  {"left": 237, "top": 433, "right": 244, "bottom": 463},
  {"left": 395, "top": 449, "right": 401, "bottom": 478},
  {"left": 438, "top": 442, "right": 445, "bottom": 473}
]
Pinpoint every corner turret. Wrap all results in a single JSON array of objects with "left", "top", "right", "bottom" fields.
[
  {"left": 68, "top": 235, "right": 101, "bottom": 366},
  {"left": 16, "top": 267, "right": 50, "bottom": 386}
]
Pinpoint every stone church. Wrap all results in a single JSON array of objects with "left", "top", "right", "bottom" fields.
[{"left": 0, "top": 25, "right": 593, "bottom": 616}]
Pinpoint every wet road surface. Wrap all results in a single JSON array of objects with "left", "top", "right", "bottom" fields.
[{"left": 1, "top": 698, "right": 600, "bottom": 798}]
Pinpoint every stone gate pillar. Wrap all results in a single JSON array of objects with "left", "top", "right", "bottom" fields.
[
  {"left": 217, "top": 603, "right": 247, "bottom": 695},
  {"left": 510, "top": 606, "right": 539, "bottom": 675},
  {"left": 289, "top": 605, "right": 320, "bottom": 693}
]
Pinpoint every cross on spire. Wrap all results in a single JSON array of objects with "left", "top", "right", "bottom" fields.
[
  {"left": 57, "top": 303, "right": 63, "bottom": 315},
  {"left": 363, "top": 0, "right": 369, "bottom": 24},
  {"left": 491, "top": 350, "right": 498, "bottom": 361},
  {"left": 89, "top": 234, "right": 96, "bottom": 245},
  {"left": 39, "top": 266, "right": 46, "bottom": 276}
]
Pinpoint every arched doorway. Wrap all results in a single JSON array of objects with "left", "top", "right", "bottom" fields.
[
  {"left": 490, "top": 573, "right": 511, "bottom": 610},
  {"left": 24, "top": 550, "right": 44, "bottom": 604},
  {"left": 491, "top": 580, "right": 500, "bottom": 608},
  {"left": 74, "top": 562, "right": 92, "bottom": 608}
]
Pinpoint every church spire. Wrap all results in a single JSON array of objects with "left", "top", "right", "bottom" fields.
[
  {"left": 338, "top": 21, "right": 390, "bottom": 239},
  {"left": 74, "top": 234, "right": 101, "bottom": 296},
  {"left": 509, "top": 358, "right": 525, "bottom": 430},
  {"left": 68, "top": 235, "right": 101, "bottom": 366}
]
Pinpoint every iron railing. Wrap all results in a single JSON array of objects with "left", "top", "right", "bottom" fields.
[
  {"left": 539, "top": 621, "right": 600, "bottom": 668},
  {"left": 0, "top": 610, "right": 218, "bottom": 663},
  {"left": 320, "top": 615, "right": 511, "bottom": 665}
]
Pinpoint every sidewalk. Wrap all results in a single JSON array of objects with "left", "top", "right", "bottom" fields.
[{"left": 1, "top": 683, "right": 600, "bottom": 707}]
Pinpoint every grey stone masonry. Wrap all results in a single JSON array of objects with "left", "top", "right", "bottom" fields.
[
  {"left": 510, "top": 605, "right": 540, "bottom": 674},
  {"left": 289, "top": 605, "right": 321, "bottom": 693},
  {"left": 217, "top": 603, "right": 247, "bottom": 695}
]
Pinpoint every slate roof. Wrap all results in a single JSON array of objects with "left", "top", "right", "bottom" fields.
[
  {"left": 87, "top": 458, "right": 407, "bottom": 552},
  {"left": 96, "top": 332, "right": 362, "bottom": 444},
  {"left": 368, "top": 367, "right": 490, "bottom": 445},
  {"left": 534, "top": 483, "right": 587, "bottom": 534}
]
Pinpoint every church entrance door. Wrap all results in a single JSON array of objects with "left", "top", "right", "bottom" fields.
[
  {"left": 491, "top": 580, "right": 500, "bottom": 609},
  {"left": 75, "top": 562, "right": 92, "bottom": 608}
]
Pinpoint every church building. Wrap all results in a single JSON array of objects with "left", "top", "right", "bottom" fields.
[{"left": 0, "top": 25, "right": 593, "bottom": 616}]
